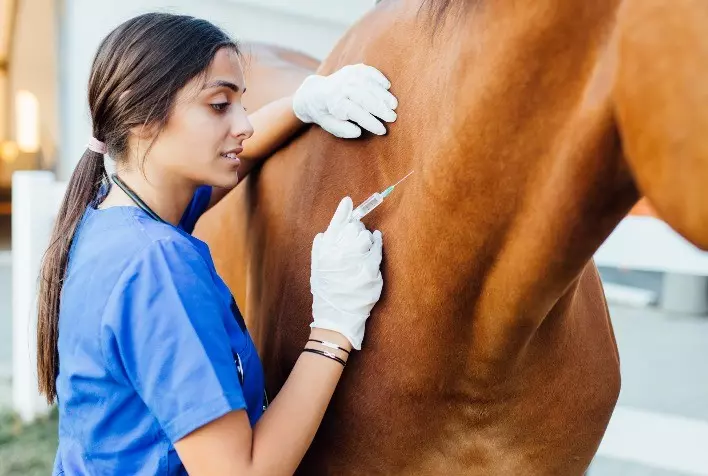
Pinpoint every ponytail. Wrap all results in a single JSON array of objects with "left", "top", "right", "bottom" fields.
[{"left": 36, "top": 147, "right": 107, "bottom": 403}]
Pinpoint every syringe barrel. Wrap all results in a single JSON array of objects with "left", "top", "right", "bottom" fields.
[{"left": 351, "top": 192, "right": 384, "bottom": 220}]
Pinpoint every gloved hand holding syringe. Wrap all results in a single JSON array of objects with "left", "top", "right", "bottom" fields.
[{"left": 351, "top": 170, "right": 415, "bottom": 221}]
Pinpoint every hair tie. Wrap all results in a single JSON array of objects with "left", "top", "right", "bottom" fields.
[{"left": 87, "top": 137, "right": 107, "bottom": 154}]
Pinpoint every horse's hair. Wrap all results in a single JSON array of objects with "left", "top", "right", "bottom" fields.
[
  {"left": 424, "top": 0, "right": 455, "bottom": 18},
  {"left": 420, "top": 0, "right": 469, "bottom": 31},
  {"left": 375, "top": 0, "right": 463, "bottom": 25}
]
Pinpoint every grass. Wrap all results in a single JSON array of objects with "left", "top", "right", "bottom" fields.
[{"left": 0, "top": 408, "right": 58, "bottom": 476}]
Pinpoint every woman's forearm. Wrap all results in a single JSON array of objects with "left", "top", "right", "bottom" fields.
[
  {"left": 238, "top": 96, "right": 304, "bottom": 179},
  {"left": 248, "top": 328, "right": 351, "bottom": 476},
  {"left": 174, "top": 330, "right": 353, "bottom": 476}
]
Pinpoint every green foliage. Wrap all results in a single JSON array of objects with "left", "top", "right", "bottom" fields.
[{"left": 0, "top": 408, "right": 58, "bottom": 476}]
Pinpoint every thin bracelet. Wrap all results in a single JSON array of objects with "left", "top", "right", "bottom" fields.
[
  {"left": 302, "top": 348, "right": 347, "bottom": 367},
  {"left": 307, "top": 339, "right": 351, "bottom": 355}
]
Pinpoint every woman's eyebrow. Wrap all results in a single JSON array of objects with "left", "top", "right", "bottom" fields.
[{"left": 202, "top": 80, "right": 245, "bottom": 93}]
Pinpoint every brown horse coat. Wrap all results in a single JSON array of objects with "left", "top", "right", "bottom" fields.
[{"left": 195, "top": 1, "right": 708, "bottom": 473}]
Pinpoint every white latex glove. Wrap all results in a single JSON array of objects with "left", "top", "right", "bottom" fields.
[
  {"left": 310, "top": 197, "right": 384, "bottom": 350},
  {"left": 293, "top": 64, "right": 398, "bottom": 139}
]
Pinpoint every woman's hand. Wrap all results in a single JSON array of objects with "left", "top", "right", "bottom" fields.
[
  {"left": 309, "top": 197, "right": 384, "bottom": 350},
  {"left": 293, "top": 64, "right": 398, "bottom": 139}
]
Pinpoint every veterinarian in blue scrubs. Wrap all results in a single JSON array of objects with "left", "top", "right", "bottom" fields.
[{"left": 36, "top": 12, "right": 397, "bottom": 475}]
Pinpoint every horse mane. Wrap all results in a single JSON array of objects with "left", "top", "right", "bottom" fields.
[
  {"left": 376, "top": 0, "right": 464, "bottom": 23},
  {"left": 418, "top": 0, "right": 470, "bottom": 33},
  {"left": 422, "top": 0, "right": 456, "bottom": 19}
]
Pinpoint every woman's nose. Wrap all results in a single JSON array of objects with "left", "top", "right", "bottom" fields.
[{"left": 231, "top": 109, "right": 254, "bottom": 141}]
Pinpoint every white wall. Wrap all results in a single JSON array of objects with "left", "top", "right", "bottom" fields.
[
  {"left": 595, "top": 217, "right": 708, "bottom": 277},
  {"left": 57, "top": 0, "right": 376, "bottom": 180}
]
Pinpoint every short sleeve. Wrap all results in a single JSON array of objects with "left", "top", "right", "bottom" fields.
[
  {"left": 101, "top": 237, "right": 245, "bottom": 443},
  {"left": 178, "top": 185, "right": 212, "bottom": 233}
]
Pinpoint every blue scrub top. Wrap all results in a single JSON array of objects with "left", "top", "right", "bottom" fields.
[{"left": 52, "top": 185, "right": 265, "bottom": 475}]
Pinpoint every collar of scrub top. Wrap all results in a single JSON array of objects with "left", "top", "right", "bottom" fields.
[{"left": 110, "top": 174, "right": 167, "bottom": 224}]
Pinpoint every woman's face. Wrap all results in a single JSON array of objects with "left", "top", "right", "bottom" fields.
[{"left": 137, "top": 47, "right": 253, "bottom": 190}]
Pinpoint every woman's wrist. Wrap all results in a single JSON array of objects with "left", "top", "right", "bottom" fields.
[
  {"left": 307, "top": 328, "right": 353, "bottom": 362},
  {"left": 309, "top": 328, "right": 352, "bottom": 350}
]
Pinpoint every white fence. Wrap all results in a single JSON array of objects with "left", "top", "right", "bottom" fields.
[{"left": 11, "top": 171, "right": 66, "bottom": 422}]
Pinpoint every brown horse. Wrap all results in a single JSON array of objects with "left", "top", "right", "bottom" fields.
[{"left": 195, "top": 1, "right": 708, "bottom": 474}]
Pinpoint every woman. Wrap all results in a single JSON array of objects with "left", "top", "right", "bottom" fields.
[{"left": 37, "top": 12, "right": 397, "bottom": 475}]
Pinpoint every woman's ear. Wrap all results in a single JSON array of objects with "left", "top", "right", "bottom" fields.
[
  {"left": 121, "top": 90, "right": 159, "bottom": 140},
  {"left": 129, "top": 121, "right": 160, "bottom": 141},
  {"left": 125, "top": 120, "right": 161, "bottom": 164}
]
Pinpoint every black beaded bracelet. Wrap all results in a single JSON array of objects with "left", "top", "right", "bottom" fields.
[
  {"left": 302, "top": 348, "right": 347, "bottom": 367},
  {"left": 307, "top": 339, "right": 351, "bottom": 355}
]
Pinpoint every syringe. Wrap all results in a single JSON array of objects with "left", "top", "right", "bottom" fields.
[{"left": 351, "top": 170, "right": 414, "bottom": 221}]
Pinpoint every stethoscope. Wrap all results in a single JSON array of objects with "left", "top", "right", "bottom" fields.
[
  {"left": 110, "top": 173, "right": 269, "bottom": 412},
  {"left": 110, "top": 174, "right": 166, "bottom": 223}
]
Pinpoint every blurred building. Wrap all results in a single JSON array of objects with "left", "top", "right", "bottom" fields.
[{"left": 1, "top": 0, "right": 58, "bottom": 212}]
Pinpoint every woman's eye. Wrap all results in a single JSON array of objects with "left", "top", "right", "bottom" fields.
[{"left": 211, "top": 102, "right": 230, "bottom": 112}]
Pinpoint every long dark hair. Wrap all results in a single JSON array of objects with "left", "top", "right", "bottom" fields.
[{"left": 37, "top": 13, "right": 238, "bottom": 403}]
